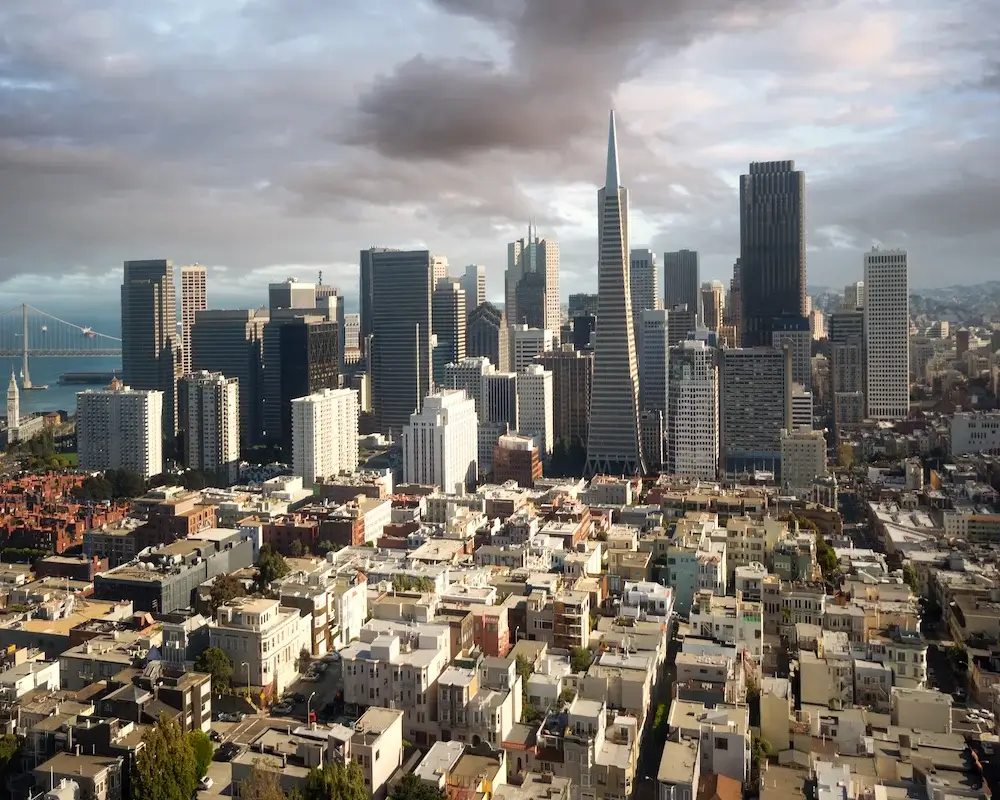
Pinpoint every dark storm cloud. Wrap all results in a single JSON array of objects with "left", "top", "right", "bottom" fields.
[{"left": 347, "top": 0, "right": 804, "bottom": 160}]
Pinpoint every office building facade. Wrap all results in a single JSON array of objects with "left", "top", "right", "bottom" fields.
[
  {"left": 771, "top": 316, "right": 812, "bottom": 390},
  {"left": 630, "top": 249, "right": 661, "bottom": 336},
  {"left": 739, "top": 161, "right": 807, "bottom": 347},
  {"left": 865, "top": 248, "right": 909, "bottom": 420},
  {"left": 517, "top": 364, "right": 554, "bottom": 459},
  {"left": 510, "top": 325, "right": 553, "bottom": 373},
  {"left": 432, "top": 281, "right": 467, "bottom": 387},
  {"left": 443, "top": 357, "right": 494, "bottom": 422},
  {"left": 402, "top": 390, "right": 478, "bottom": 494},
  {"left": 181, "top": 371, "right": 240, "bottom": 486},
  {"left": 535, "top": 346, "right": 593, "bottom": 449},
  {"left": 468, "top": 302, "right": 510, "bottom": 372},
  {"left": 664, "top": 250, "right": 699, "bottom": 312},
  {"left": 179, "top": 264, "right": 207, "bottom": 376},
  {"left": 269, "top": 279, "right": 316, "bottom": 310},
  {"left": 667, "top": 340, "right": 718, "bottom": 479},
  {"left": 506, "top": 225, "right": 560, "bottom": 338}
]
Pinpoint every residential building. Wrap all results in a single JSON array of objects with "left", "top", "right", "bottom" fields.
[
  {"left": 179, "top": 264, "right": 207, "bottom": 376},
  {"left": 403, "top": 390, "right": 478, "bottom": 494},
  {"left": 865, "top": 247, "right": 909, "bottom": 419},
  {"left": 362, "top": 248, "right": 434, "bottom": 435},
  {"left": 181, "top": 371, "right": 240, "bottom": 486},
  {"left": 191, "top": 308, "right": 268, "bottom": 447},
  {"left": 664, "top": 249, "right": 699, "bottom": 312},
  {"left": 291, "top": 388, "right": 359, "bottom": 485},
  {"left": 517, "top": 364, "right": 553, "bottom": 459},
  {"left": 667, "top": 340, "right": 718, "bottom": 479},
  {"left": 739, "top": 160, "right": 807, "bottom": 348},
  {"left": 352, "top": 707, "right": 406, "bottom": 800},
  {"left": 780, "top": 428, "right": 827, "bottom": 493},
  {"left": 718, "top": 347, "right": 791, "bottom": 477},
  {"left": 586, "top": 111, "right": 645, "bottom": 476},
  {"left": 689, "top": 589, "right": 763, "bottom": 662},
  {"left": 77, "top": 380, "right": 163, "bottom": 479},
  {"left": 950, "top": 412, "right": 1000, "bottom": 456},
  {"left": 121, "top": 258, "right": 180, "bottom": 438},
  {"left": 493, "top": 433, "right": 542, "bottom": 488},
  {"left": 209, "top": 596, "right": 311, "bottom": 694}
]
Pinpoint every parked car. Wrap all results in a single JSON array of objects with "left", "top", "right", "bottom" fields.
[
  {"left": 272, "top": 702, "right": 293, "bottom": 715},
  {"left": 209, "top": 729, "right": 223, "bottom": 742},
  {"left": 199, "top": 777, "right": 215, "bottom": 790},
  {"left": 215, "top": 743, "right": 241, "bottom": 762}
]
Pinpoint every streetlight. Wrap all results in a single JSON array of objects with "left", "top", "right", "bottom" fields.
[
  {"left": 241, "top": 662, "right": 250, "bottom": 704},
  {"left": 307, "top": 691, "right": 317, "bottom": 724}
]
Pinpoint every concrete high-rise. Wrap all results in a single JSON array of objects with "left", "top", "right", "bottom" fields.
[
  {"left": 630, "top": 249, "right": 661, "bottom": 338},
  {"left": 181, "top": 371, "right": 240, "bottom": 486},
  {"left": 291, "top": 388, "right": 359, "bottom": 485},
  {"left": 664, "top": 250, "right": 699, "bottom": 312},
  {"left": 865, "top": 248, "right": 909, "bottom": 420},
  {"left": 460, "top": 265, "right": 487, "bottom": 311},
  {"left": 700, "top": 281, "right": 724, "bottom": 333},
  {"left": 719, "top": 347, "right": 791, "bottom": 477},
  {"left": 269, "top": 278, "right": 316, "bottom": 311},
  {"left": 432, "top": 255, "right": 449, "bottom": 287},
  {"left": 506, "top": 225, "right": 560, "bottom": 338},
  {"left": 517, "top": 364, "right": 554, "bottom": 459},
  {"left": 180, "top": 265, "right": 207, "bottom": 376},
  {"left": 739, "top": 161, "right": 807, "bottom": 347},
  {"left": 585, "top": 111, "right": 645, "bottom": 476},
  {"left": 535, "top": 346, "right": 593, "bottom": 449},
  {"left": 402, "top": 390, "right": 478, "bottom": 494},
  {"left": 844, "top": 281, "right": 866, "bottom": 310},
  {"left": 443, "top": 357, "right": 494, "bottom": 422},
  {"left": 666, "top": 305, "right": 697, "bottom": 348},
  {"left": 77, "top": 380, "right": 163, "bottom": 479},
  {"left": 771, "top": 316, "right": 812, "bottom": 390},
  {"left": 191, "top": 308, "right": 268, "bottom": 448},
  {"left": 829, "top": 310, "right": 865, "bottom": 434},
  {"left": 780, "top": 427, "right": 826, "bottom": 492},
  {"left": 480, "top": 372, "right": 518, "bottom": 477},
  {"left": 510, "top": 325, "right": 553, "bottom": 373},
  {"left": 468, "top": 302, "right": 509, "bottom": 372},
  {"left": 363, "top": 249, "right": 434, "bottom": 435},
  {"left": 121, "top": 259, "right": 180, "bottom": 440},
  {"left": 725, "top": 259, "right": 742, "bottom": 334},
  {"left": 667, "top": 340, "right": 718, "bottom": 479},
  {"left": 432, "top": 281, "right": 467, "bottom": 387},
  {"left": 639, "top": 309, "right": 670, "bottom": 467}
]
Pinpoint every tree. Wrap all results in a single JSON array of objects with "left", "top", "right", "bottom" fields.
[
  {"left": 210, "top": 573, "right": 245, "bottom": 614},
  {"left": 303, "top": 760, "right": 367, "bottom": 800},
  {"left": 902, "top": 564, "right": 919, "bottom": 593},
  {"left": 653, "top": 703, "right": 669, "bottom": 740},
  {"left": 182, "top": 470, "right": 211, "bottom": 490},
  {"left": 750, "top": 731, "right": 771, "bottom": 788},
  {"left": 318, "top": 540, "right": 335, "bottom": 554},
  {"left": 132, "top": 714, "right": 198, "bottom": 800},
  {"left": 0, "top": 733, "right": 21, "bottom": 778},
  {"left": 255, "top": 544, "right": 290, "bottom": 593},
  {"left": 299, "top": 647, "right": 313, "bottom": 674},
  {"left": 289, "top": 539, "right": 305, "bottom": 557},
  {"left": 186, "top": 730, "right": 213, "bottom": 778},
  {"left": 390, "top": 773, "right": 447, "bottom": 800},
  {"left": 240, "top": 759, "right": 295, "bottom": 800},
  {"left": 570, "top": 646, "right": 593, "bottom": 674},
  {"left": 194, "top": 646, "right": 234, "bottom": 692}
]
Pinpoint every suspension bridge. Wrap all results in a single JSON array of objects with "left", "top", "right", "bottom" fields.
[{"left": 0, "top": 304, "right": 122, "bottom": 358}]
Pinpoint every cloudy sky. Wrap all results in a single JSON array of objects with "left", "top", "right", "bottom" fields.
[{"left": 1, "top": 0, "right": 998, "bottom": 322}]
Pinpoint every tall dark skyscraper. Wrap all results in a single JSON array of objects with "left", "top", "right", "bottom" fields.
[
  {"left": 585, "top": 111, "right": 645, "bottom": 476},
  {"left": 664, "top": 250, "right": 699, "bottom": 312},
  {"left": 467, "top": 302, "right": 509, "bottom": 372},
  {"left": 365, "top": 249, "right": 434, "bottom": 435},
  {"left": 121, "top": 259, "right": 180, "bottom": 440},
  {"left": 739, "top": 160, "right": 806, "bottom": 348}
]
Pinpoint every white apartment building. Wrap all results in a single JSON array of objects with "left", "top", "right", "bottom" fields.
[
  {"left": 667, "top": 700, "right": 750, "bottom": 784},
  {"left": 403, "top": 389, "right": 478, "bottom": 494},
  {"left": 689, "top": 590, "right": 763, "bottom": 661},
  {"left": 77, "top": 381, "right": 163, "bottom": 478},
  {"left": 950, "top": 411, "right": 1000, "bottom": 456},
  {"left": 780, "top": 427, "right": 827, "bottom": 492},
  {"left": 517, "top": 364, "right": 554, "bottom": 459},
  {"left": 510, "top": 325, "right": 553, "bottom": 373},
  {"left": 291, "top": 387, "right": 359, "bottom": 485},
  {"left": 667, "top": 339, "right": 718, "bottom": 479},
  {"left": 182, "top": 370, "right": 240, "bottom": 486},
  {"left": 865, "top": 248, "right": 909, "bottom": 419},
  {"left": 208, "top": 597, "right": 310, "bottom": 694}
]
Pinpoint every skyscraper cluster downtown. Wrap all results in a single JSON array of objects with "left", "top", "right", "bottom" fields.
[{"left": 104, "top": 109, "right": 907, "bottom": 486}]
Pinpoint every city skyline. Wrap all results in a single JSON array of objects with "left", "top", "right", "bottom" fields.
[{"left": 1, "top": 1, "right": 997, "bottom": 312}]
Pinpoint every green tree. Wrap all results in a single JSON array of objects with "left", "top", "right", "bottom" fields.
[
  {"left": 0, "top": 733, "right": 22, "bottom": 778},
  {"left": 299, "top": 647, "right": 313, "bottom": 674},
  {"left": 303, "top": 759, "right": 367, "bottom": 800},
  {"left": 105, "top": 468, "right": 146, "bottom": 499},
  {"left": 254, "top": 544, "right": 290, "bottom": 593},
  {"left": 318, "top": 540, "right": 335, "bottom": 554},
  {"left": 194, "top": 646, "right": 234, "bottom": 692},
  {"left": 570, "top": 646, "right": 593, "bottom": 674},
  {"left": 132, "top": 714, "right": 198, "bottom": 800},
  {"left": 390, "top": 773, "right": 447, "bottom": 800},
  {"left": 902, "top": 564, "right": 919, "bottom": 593},
  {"left": 186, "top": 729, "right": 213, "bottom": 778},
  {"left": 750, "top": 732, "right": 771, "bottom": 788},
  {"left": 209, "top": 573, "right": 245, "bottom": 614},
  {"left": 653, "top": 703, "right": 669, "bottom": 740},
  {"left": 289, "top": 539, "right": 305, "bottom": 557},
  {"left": 240, "top": 759, "right": 296, "bottom": 800},
  {"left": 182, "top": 470, "right": 211, "bottom": 490}
]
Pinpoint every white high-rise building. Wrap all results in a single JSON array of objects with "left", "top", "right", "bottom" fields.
[
  {"left": 586, "top": 110, "right": 645, "bottom": 476},
  {"left": 844, "top": 281, "right": 866, "bottom": 310},
  {"left": 510, "top": 325, "right": 553, "bottom": 373},
  {"left": 343, "top": 313, "right": 361, "bottom": 353},
  {"left": 443, "top": 357, "right": 495, "bottom": 421},
  {"left": 506, "top": 226, "right": 560, "bottom": 339},
  {"left": 402, "top": 389, "right": 478, "bottom": 494},
  {"left": 517, "top": 364, "right": 554, "bottom": 459},
  {"left": 432, "top": 255, "right": 450, "bottom": 286},
  {"left": 780, "top": 428, "right": 827, "bottom": 492},
  {"left": 180, "top": 264, "right": 207, "bottom": 376},
  {"left": 864, "top": 248, "right": 909, "bottom": 420},
  {"left": 291, "top": 388, "right": 359, "bottom": 485},
  {"left": 667, "top": 340, "right": 718, "bottom": 479},
  {"left": 77, "top": 380, "right": 163, "bottom": 478},
  {"left": 182, "top": 370, "right": 240, "bottom": 486},
  {"left": 460, "top": 265, "right": 487, "bottom": 310}
]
